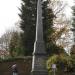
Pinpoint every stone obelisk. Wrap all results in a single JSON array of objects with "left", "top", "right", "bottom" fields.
[{"left": 31, "top": 0, "right": 48, "bottom": 75}]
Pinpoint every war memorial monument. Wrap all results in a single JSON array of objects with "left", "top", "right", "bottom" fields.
[{"left": 31, "top": 0, "right": 48, "bottom": 75}]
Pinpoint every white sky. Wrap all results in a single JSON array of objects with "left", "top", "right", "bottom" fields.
[
  {"left": 0, "top": 0, "right": 74, "bottom": 37},
  {"left": 64, "top": 0, "right": 74, "bottom": 18},
  {"left": 0, "top": 0, "right": 21, "bottom": 37}
]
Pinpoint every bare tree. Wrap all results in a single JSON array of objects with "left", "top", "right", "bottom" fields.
[{"left": 48, "top": 0, "right": 73, "bottom": 54}]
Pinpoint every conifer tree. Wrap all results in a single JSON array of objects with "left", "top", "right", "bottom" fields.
[
  {"left": 19, "top": 0, "right": 60, "bottom": 56},
  {"left": 19, "top": 0, "right": 37, "bottom": 55},
  {"left": 71, "top": 6, "right": 75, "bottom": 56}
]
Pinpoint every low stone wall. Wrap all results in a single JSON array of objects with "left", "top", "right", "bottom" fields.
[
  {"left": 0, "top": 56, "right": 74, "bottom": 75},
  {"left": 0, "top": 56, "right": 32, "bottom": 75}
]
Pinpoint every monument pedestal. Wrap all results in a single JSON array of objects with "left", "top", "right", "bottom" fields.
[
  {"left": 31, "top": 70, "right": 48, "bottom": 75},
  {"left": 31, "top": 41, "right": 48, "bottom": 75}
]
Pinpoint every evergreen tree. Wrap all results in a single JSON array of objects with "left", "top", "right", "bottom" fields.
[
  {"left": 19, "top": 0, "right": 37, "bottom": 56},
  {"left": 9, "top": 31, "right": 24, "bottom": 57},
  {"left": 72, "top": 6, "right": 75, "bottom": 28},
  {"left": 42, "top": 1, "right": 55, "bottom": 55},
  {"left": 71, "top": 6, "right": 75, "bottom": 56},
  {"left": 19, "top": 0, "right": 62, "bottom": 56}
]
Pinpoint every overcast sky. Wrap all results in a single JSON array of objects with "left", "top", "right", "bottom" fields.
[
  {"left": 0, "top": 0, "right": 21, "bottom": 37},
  {"left": 0, "top": 0, "right": 74, "bottom": 37}
]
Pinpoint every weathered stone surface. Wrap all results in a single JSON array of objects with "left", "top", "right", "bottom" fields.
[
  {"left": 31, "top": 0, "right": 48, "bottom": 75},
  {"left": 31, "top": 70, "right": 48, "bottom": 75}
]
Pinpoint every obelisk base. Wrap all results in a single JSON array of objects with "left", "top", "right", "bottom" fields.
[
  {"left": 31, "top": 41, "right": 48, "bottom": 75},
  {"left": 31, "top": 70, "right": 48, "bottom": 75}
]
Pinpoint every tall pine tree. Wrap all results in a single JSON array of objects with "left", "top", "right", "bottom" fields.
[
  {"left": 19, "top": 0, "right": 58, "bottom": 56},
  {"left": 19, "top": 0, "right": 37, "bottom": 56}
]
